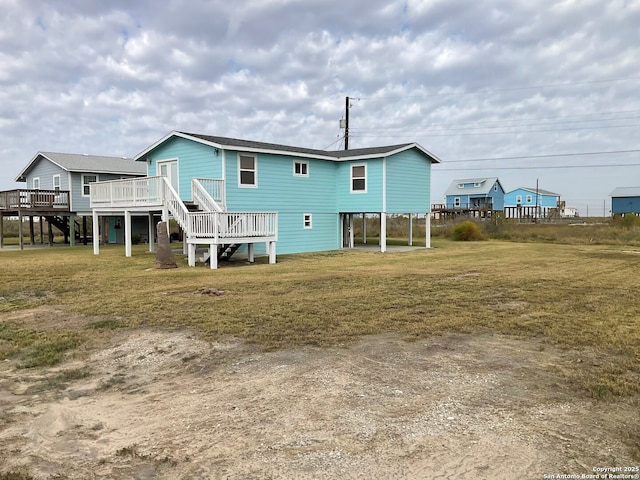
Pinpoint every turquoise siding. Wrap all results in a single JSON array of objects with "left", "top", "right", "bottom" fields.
[
  {"left": 225, "top": 151, "right": 339, "bottom": 254},
  {"left": 504, "top": 188, "right": 558, "bottom": 208},
  {"left": 386, "top": 150, "right": 431, "bottom": 213},
  {"left": 335, "top": 159, "right": 384, "bottom": 212},
  {"left": 147, "top": 137, "right": 222, "bottom": 201}
]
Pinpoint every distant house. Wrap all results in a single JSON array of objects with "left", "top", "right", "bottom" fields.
[
  {"left": 559, "top": 206, "right": 578, "bottom": 218},
  {"left": 504, "top": 187, "right": 560, "bottom": 219},
  {"left": 443, "top": 177, "right": 505, "bottom": 211},
  {"left": 0, "top": 152, "right": 147, "bottom": 248},
  {"left": 610, "top": 187, "right": 640, "bottom": 215},
  {"left": 89, "top": 131, "right": 441, "bottom": 268}
]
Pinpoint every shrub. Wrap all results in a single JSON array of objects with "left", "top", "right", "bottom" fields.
[
  {"left": 131, "top": 233, "right": 141, "bottom": 245},
  {"left": 451, "top": 221, "right": 486, "bottom": 241}
]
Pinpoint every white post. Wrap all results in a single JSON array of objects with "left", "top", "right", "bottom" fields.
[
  {"left": 148, "top": 213, "right": 155, "bottom": 253},
  {"left": 408, "top": 213, "right": 413, "bottom": 246},
  {"left": 380, "top": 213, "right": 387, "bottom": 253},
  {"left": 209, "top": 244, "right": 218, "bottom": 269},
  {"left": 124, "top": 211, "right": 132, "bottom": 257},
  {"left": 425, "top": 214, "right": 431, "bottom": 248},
  {"left": 188, "top": 243, "right": 196, "bottom": 267},
  {"left": 183, "top": 235, "right": 188, "bottom": 255},
  {"left": 349, "top": 214, "right": 354, "bottom": 248},
  {"left": 267, "top": 241, "right": 276, "bottom": 264},
  {"left": 248, "top": 243, "right": 254, "bottom": 263},
  {"left": 92, "top": 210, "right": 100, "bottom": 255}
]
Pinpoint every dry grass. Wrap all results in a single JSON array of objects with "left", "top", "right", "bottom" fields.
[{"left": 1, "top": 239, "right": 639, "bottom": 399}]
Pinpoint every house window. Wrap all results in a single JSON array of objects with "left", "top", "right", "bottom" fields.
[
  {"left": 494, "top": 184, "right": 498, "bottom": 192},
  {"left": 454, "top": 197, "right": 461, "bottom": 207},
  {"left": 457, "top": 183, "right": 464, "bottom": 188},
  {"left": 474, "top": 182, "right": 481, "bottom": 187},
  {"left": 526, "top": 195, "right": 533, "bottom": 204},
  {"left": 53, "top": 174, "right": 61, "bottom": 193},
  {"left": 294, "top": 161, "right": 308, "bottom": 177},
  {"left": 32, "top": 177, "right": 40, "bottom": 190},
  {"left": 82, "top": 174, "right": 97, "bottom": 196},
  {"left": 351, "top": 164, "right": 366, "bottom": 192},
  {"left": 516, "top": 195, "right": 522, "bottom": 205},
  {"left": 239, "top": 154, "right": 257, "bottom": 187},
  {"left": 303, "top": 213, "right": 312, "bottom": 229}
]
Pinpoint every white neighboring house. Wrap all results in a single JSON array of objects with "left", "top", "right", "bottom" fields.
[{"left": 560, "top": 206, "right": 578, "bottom": 218}]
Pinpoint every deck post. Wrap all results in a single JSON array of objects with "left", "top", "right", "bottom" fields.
[
  {"left": 362, "top": 213, "right": 366, "bottom": 244},
  {"left": 425, "top": 214, "right": 431, "bottom": 248},
  {"left": 148, "top": 213, "right": 155, "bottom": 253},
  {"left": 92, "top": 211, "right": 100, "bottom": 255},
  {"left": 349, "top": 214, "right": 354, "bottom": 248},
  {"left": 124, "top": 210, "right": 132, "bottom": 257},
  {"left": 18, "top": 210, "right": 24, "bottom": 250},
  {"left": 182, "top": 236, "right": 187, "bottom": 255},
  {"left": 29, "top": 216, "right": 35, "bottom": 245},
  {"left": 267, "top": 241, "right": 276, "bottom": 264},
  {"left": 380, "top": 213, "right": 387, "bottom": 253},
  {"left": 47, "top": 218, "right": 53, "bottom": 246},
  {"left": 247, "top": 243, "right": 254, "bottom": 263},
  {"left": 408, "top": 214, "right": 413, "bottom": 246},
  {"left": 69, "top": 214, "right": 75, "bottom": 247},
  {"left": 0, "top": 214, "right": 3, "bottom": 248},
  {"left": 188, "top": 243, "right": 196, "bottom": 267},
  {"left": 209, "top": 244, "right": 218, "bottom": 269}
]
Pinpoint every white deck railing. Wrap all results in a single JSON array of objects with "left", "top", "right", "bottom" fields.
[
  {"left": 90, "top": 176, "right": 277, "bottom": 241},
  {"left": 91, "top": 177, "right": 165, "bottom": 208},
  {"left": 192, "top": 179, "right": 224, "bottom": 212}
]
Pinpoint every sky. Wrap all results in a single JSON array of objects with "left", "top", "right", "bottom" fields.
[{"left": 1, "top": 0, "right": 639, "bottom": 216}]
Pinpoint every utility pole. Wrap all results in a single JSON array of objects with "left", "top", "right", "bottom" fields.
[{"left": 344, "top": 96, "right": 349, "bottom": 150}]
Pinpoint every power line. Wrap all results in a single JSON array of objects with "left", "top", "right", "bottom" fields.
[
  {"left": 442, "top": 149, "right": 640, "bottom": 163},
  {"left": 358, "top": 75, "right": 640, "bottom": 100},
  {"left": 437, "top": 163, "right": 640, "bottom": 171}
]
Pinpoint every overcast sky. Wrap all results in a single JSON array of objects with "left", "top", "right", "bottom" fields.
[{"left": 2, "top": 0, "right": 639, "bottom": 215}]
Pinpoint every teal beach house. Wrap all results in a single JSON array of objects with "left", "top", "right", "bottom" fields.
[{"left": 90, "top": 131, "right": 441, "bottom": 268}]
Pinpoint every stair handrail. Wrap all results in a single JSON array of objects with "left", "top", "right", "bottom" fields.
[
  {"left": 192, "top": 179, "right": 224, "bottom": 212},
  {"left": 161, "top": 178, "right": 192, "bottom": 237}
]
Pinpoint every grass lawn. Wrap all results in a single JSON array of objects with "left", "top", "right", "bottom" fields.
[{"left": 1, "top": 239, "right": 639, "bottom": 398}]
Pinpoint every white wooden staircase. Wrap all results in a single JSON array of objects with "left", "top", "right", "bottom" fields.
[{"left": 90, "top": 176, "right": 278, "bottom": 268}]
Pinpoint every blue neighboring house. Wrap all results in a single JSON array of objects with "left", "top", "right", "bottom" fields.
[
  {"left": 444, "top": 177, "right": 505, "bottom": 211},
  {"left": 89, "top": 131, "right": 441, "bottom": 268},
  {"left": 611, "top": 187, "right": 640, "bottom": 215},
  {"left": 1, "top": 152, "right": 147, "bottom": 248},
  {"left": 504, "top": 187, "right": 560, "bottom": 218}
]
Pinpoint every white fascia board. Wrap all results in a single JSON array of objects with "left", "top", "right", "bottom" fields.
[{"left": 14, "top": 152, "right": 67, "bottom": 182}]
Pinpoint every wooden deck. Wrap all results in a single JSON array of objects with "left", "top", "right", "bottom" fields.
[{"left": 0, "top": 189, "right": 71, "bottom": 215}]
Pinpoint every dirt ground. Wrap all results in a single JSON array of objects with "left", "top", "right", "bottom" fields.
[{"left": 0, "top": 307, "right": 638, "bottom": 479}]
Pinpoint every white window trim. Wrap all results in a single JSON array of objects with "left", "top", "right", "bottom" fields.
[
  {"left": 516, "top": 195, "right": 522, "bottom": 204},
  {"left": 53, "top": 174, "right": 61, "bottom": 192},
  {"left": 293, "top": 160, "right": 309, "bottom": 177},
  {"left": 82, "top": 173, "right": 98, "bottom": 197},
  {"left": 454, "top": 197, "right": 461, "bottom": 207},
  {"left": 303, "top": 213, "right": 312, "bottom": 229},
  {"left": 32, "top": 177, "right": 40, "bottom": 190},
  {"left": 526, "top": 195, "right": 533, "bottom": 204},
  {"left": 238, "top": 153, "right": 258, "bottom": 188},
  {"left": 350, "top": 163, "right": 367, "bottom": 193}
]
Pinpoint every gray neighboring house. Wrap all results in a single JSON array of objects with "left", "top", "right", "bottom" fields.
[{"left": 1, "top": 152, "right": 147, "bottom": 248}]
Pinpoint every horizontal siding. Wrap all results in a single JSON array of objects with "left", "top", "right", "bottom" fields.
[
  {"left": 504, "top": 189, "right": 557, "bottom": 208},
  {"left": 612, "top": 196, "right": 640, "bottom": 214},
  {"left": 24, "top": 158, "right": 66, "bottom": 189},
  {"left": 148, "top": 137, "right": 222, "bottom": 201},
  {"left": 335, "top": 159, "right": 383, "bottom": 212},
  {"left": 386, "top": 150, "right": 431, "bottom": 213}
]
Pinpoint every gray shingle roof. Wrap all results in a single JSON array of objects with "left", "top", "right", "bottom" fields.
[
  {"left": 509, "top": 187, "right": 560, "bottom": 196},
  {"left": 179, "top": 132, "right": 421, "bottom": 159},
  {"left": 444, "top": 177, "right": 501, "bottom": 196},
  {"left": 16, "top": 152, "right": 146, "bottom": 182},
  {"left": 611, "top": 186, "right": 640, "bottom": 197}
]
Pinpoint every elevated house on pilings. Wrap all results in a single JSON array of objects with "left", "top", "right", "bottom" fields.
[
  {"left": 0, "top": 152, "right": 146, "bottom": 249},
  {"left": 90, "top": 131, "right": 441, "bottom": 269},
  {"left": 504, "top": 187, "right": 561, "bottom": 220},
  {"left": 432, "top": 177, "right": 505, "bottom": 221}
]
